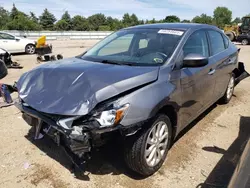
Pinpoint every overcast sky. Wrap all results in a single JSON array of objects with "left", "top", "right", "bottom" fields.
[{"left": 1, "top": 0, "right": 249, "bottom": 20}]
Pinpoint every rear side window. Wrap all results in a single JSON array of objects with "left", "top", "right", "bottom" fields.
[
  {"left": 208, "top": 30, "right": 225, "bottom": 55},
  {"left": 183, "top": 30, "right": 209, "bottom": 57}
]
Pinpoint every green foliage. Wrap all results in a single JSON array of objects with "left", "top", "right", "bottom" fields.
[
  {"left": 2, "top": 5, "right": 41, "bottom": 31},
  {"left": 0, "top": 7, "right": 10, "bottom": 30},
  {"left": 192, "top": 14, "right": 213, "bottom": 24},
  {"left": 146, "top": 18, "right": 157, "bottom": 24},
  {"left": 87, "top": 13, "right": 106, "bottom": 30},
  {"left": 30, "top": 12, "right": 39, "bottom": 23},
  {"left": 55, "top": 11, "right": 72, "bottom": 30},
  {"left": 39, "top": 8, "right": 56, "bottom": 30},
  {"left": 181, "top": 19, "right": 191, "bottom": 23},
  {"left": 98, "top": 25, "right": 111, "bottom": 31},
  {"left": 122, "top": 13, "right": 131, "bottom": 27},
  {"left": 72, "top": 15, "right": 88, "bottom": 31},
  {"left": 164, "top": 15, "right": 180, "bottom": 23},
  {"left": 130, "top": 14, "right": 140, "bottom": 26},
  {"left": 54, "top": 20, "right": 70, "bottom": 31},
  {"left": 139, "top": 20, "right": 144, "bottom": 25},
  {"left": 105, "top": 17, "right": 123, "bottom": 30},
  {"left": 0, "top": 4, "right": 244, "bottom": 31},
  {"left": 6, "top": 13, "right": 41, "bottom": 30},
  {"left": 10, "top": 4, "right": 18, "bottom": 20},
  {"left": 122, "top": 13, "right": 141, "bottom": 27},
  {"left": 213, "top": 7, "right": 232, "bottom": 28},
  {"left": 61, "top": 11, "right": 71, "bottom": 23}
]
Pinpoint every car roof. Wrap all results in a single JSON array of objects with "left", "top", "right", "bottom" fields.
[
  {"left": 125, "top": 23, "right": 219, "bottom": 31},
  {"left": 0, "top": 31, "right": 13, "bottom": 35}
]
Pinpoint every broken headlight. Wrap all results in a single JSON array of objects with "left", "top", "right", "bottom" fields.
[{"left": 93, "top": 103, "right": 129, "bottom": 128}]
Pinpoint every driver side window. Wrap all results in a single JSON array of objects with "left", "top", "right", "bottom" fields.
[
  {"left": 0, "top": 33, "right": 15, "bottom": 40},
  {"left": 183, "top": 30, "right": 209, "bottom": 58}
]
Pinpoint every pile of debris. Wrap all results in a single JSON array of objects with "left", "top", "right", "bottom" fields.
[
  {"left": 0, "top": 83, "right": 17, "bottom": 108},
  {"left": 0, "top": 48, "right": 23, "bottom": 69},
  {"left": 0, "top": 53, "right": 18, "bottom": 108},
  {"left": 35, "top": 36, "right": 63, "bottom": 63}
]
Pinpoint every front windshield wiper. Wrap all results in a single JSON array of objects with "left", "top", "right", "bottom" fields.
[{"left": 101, "top": 60, "right": 134, "bottom": 66}]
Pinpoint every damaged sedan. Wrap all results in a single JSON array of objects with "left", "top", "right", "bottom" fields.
[{"left": 15, "top": 23, "right": 249, "bottom": 176}]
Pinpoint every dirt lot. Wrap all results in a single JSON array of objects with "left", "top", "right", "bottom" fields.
[{"left": 0, "top": 40, "right": 250, "bottom": 188}]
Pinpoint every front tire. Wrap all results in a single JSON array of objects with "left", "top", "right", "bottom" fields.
[
  {"left": 25, "top": 44, "right": 36, "bottom": 54},
  {"left": 242, "top": 39, "right": 249, "bottom": 45},
  {"left": 219, "top": 73, "right": 235, "bottom": 104},
  {"left": 124, "top": 114, "right": 172, "bottom": 176}
]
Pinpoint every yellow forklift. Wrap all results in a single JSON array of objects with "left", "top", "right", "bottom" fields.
[{"left": 224, "top": 16, "right": 250, "bottom": 42}]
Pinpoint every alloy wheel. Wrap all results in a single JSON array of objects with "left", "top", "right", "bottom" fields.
[
  {"left": 226, "top": 76, "right": 234, "bottom": 99},
  {"left": 242, "top": 39, "right": 249, "bottom": 45},
  {"left": 26, "top": 45, "right": 35, "bottom": 54},
  {"left": 144, "top": 121, "right": 169, "bottom": 167}
]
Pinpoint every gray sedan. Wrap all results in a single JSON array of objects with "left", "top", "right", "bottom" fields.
[{"left": 16, "top": 23, "right": 249, "bottom": 176}]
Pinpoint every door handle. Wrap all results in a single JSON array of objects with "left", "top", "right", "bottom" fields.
[
  {"left": 208, "top": 69, "right": 216, "bottom": 75},
  {"left": 3, "top": 41, "right": 7, "bottom": 43}
]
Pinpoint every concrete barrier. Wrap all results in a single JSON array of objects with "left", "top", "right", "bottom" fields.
[{"left": 1, "top": 30, "right": 113, "bottom": 40}]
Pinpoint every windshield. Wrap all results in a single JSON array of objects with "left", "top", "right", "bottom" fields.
[
  {"left": 242, "top": 17, "right": 250, "bottom": 28},
  {"left": 81, "top": 28, "right": 184, "bottom": 66}
]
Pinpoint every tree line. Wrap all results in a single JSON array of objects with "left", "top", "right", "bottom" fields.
[{"left": 0, "top": 4, "right": 249, "bottom": 31}]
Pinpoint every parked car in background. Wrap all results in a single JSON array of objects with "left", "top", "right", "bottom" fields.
[
  {"left": 15, "top": 23, "right": 249, "bottom": 176},
  {"left": 0, "top": 32, "right": 36, "bottom": 54}
]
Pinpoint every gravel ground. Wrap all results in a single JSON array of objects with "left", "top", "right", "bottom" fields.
[{"left": 0, "top": 40, "right": 250, "bottom": 188}]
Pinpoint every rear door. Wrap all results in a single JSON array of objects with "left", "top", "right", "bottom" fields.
[
  {"left": 180, "top": 30, "right": 216, "bottom": 128},
  {"left": 207, "top": 30, "right": 236, "bottom": 100}
]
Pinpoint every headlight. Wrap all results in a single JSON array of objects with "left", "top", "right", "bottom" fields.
[{"left": 94, "top": 103, "right": 129, "bottom": 128}]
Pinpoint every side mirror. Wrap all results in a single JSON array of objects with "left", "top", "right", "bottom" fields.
[
  {"left": 15, "top": 38, "right": 20, "bottom": 41},
  {"left": 183, "top": 53, "right": 208, "bottom": 68}
]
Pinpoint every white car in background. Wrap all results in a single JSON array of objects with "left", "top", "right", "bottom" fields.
[{"left": 0, "top": 32, "right": 36, "bottom": 54}]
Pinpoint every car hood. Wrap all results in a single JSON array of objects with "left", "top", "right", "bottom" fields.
[{"left": 17, "top": 58, "right": 159, "bottom": 115}]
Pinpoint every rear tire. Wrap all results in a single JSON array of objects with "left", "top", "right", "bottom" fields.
[
  {"left": 25, "top": 44, "right": 36, "bottom": 54},
  {"left": 225, "top": 31, "right": 235, "bottom": 41},
  {"left": 124, "top": 114, "right": 172, "bottom": 176},
  {"left": 219, "top": 73, "right": 235, "bottom": 104}
]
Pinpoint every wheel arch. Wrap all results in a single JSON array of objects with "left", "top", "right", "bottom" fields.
[
  {"left": 144, "top": 102, "right": 179, "bottom": 144},
  {"left": 158, "top": 105, "right": 177, "bottom": 128},
  {"left": 25, "top": 43, "right": 35, "bottom": 48},
  {"left": 149, "top": 100, "right": 179, "bottom": 137}
]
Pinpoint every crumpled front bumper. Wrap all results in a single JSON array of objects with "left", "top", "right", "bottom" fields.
[{"left": 14, "top": 101, "right": 120, "bottom": 161}]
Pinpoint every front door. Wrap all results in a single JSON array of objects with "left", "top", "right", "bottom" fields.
[
  {"left": 0, "top": 33, "right": 17, "bottom": 52},
  {"left": 179, "top": 30, "right": 216, "bottom": 129}
]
